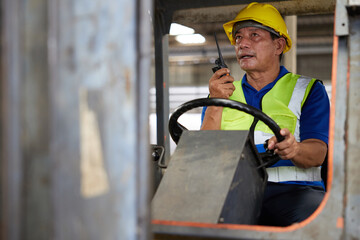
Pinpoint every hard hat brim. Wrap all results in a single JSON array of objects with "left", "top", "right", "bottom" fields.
[{"left": 232, "top": 20, "right": 281, "bottom": 38}]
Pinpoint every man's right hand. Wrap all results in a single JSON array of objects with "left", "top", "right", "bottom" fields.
[{"left": 209, "top": 68, "right": 235, "bottom": 99}]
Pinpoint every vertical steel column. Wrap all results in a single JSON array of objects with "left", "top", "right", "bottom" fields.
[
  {"left": 1, "top": 0, "right": 151, "bottom": 239},
  {"left": 21, "top": 1, "right": 52, "bottom": 239},
  {"left": 284, "top": 16, "right": 297, "bottom": 73},
  {"left": 345, "top": 5, "right": 360, "bottom": 239},
  {"left": 48, "top": 0, "right": 149, "bottom": 239},
  {"left": 136, "top": 0, "right": 153, "bottom": 239},
  {"left": 154, "top": 5, "right": 170, "bottom": 162},
  {"left": 154, "top": 37, "right": 170, "bottom": 161},
  {"left": 1, "top": 0, "right": 22, "bottom": 239}
]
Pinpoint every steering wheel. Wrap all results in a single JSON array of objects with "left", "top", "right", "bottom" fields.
[{"left": 168, "top": 98, "right": 285, "bottom": 168}]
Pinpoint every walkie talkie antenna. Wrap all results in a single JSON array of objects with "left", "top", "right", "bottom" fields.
[
  {"left": 214, "top": 32, "right": 228, "bottom": 69},
  {"left": 212, "top": 32, "right": 228, "bottom": 73}
]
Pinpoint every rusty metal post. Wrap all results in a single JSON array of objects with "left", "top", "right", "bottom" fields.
[{"left": 1, "top": 0, "right": 152, "bottom": 239}]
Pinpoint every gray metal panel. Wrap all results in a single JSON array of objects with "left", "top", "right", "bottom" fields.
[
  {"left": 345, "top": 9, "right": 360, "bottom": 239},
  {"left": 152, "top": 130, "right": 251, "bottom": 223},
  {"left": 48, "top": 0, "right": 142, "bottom": 239},
  {"left": 1, "top": 0, "right": 151, "bottom": 240},
  {"left": 173, "top": 0, "right": 335, "bottom": 25},
  {"left": 136, "top": 0, "right": 153, "bottom": 239},
  {"left": 1, "top": 0, "right": 23, "bottom": 239},
  {"left": 154, "top": 32, "right": 170, "bottom": 162},
  {"left": 21, "top": 1, "right": 52, "bottom": 239},
  {"left": 335, "top": 0, "right": 349, "bottom": 36},
  {"left": 154, "top": 1, "right": 170, "bottom": 161}
]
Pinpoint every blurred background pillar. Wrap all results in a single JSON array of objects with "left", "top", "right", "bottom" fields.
[
  {"left": 0, "top": 0, "right": 152, "bottom": 239},
  {"left": 284, "top": 15, "right": 297, "bottom": 73}
]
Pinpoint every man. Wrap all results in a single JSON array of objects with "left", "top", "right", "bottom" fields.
[{"left": 201, "top": 2, "right": 330, "bottom": 226}]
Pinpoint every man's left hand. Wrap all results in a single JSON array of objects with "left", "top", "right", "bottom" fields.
[{"left": 267, "top": 128, "right": 299, "bottom": 160}]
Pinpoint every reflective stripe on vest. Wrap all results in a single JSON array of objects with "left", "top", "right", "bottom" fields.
[
  {"left": 267, "top": 166, "right": 322, "bottom": 182},
  {"left": 288, "top": 76, "right": 312, "bottom": 142}
]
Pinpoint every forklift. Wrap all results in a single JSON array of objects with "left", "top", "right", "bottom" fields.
[{"left": 150, "top": 0, "right": 360, "bottom": 239}]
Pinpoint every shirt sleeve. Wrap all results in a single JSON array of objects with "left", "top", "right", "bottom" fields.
[
  {"left": 200, "top": 106, "right": 207, "bottom": 127},
  {"left": 300, "top": 81, "right": 330, "bottom": 144}
]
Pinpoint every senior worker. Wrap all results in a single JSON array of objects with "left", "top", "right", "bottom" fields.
[{"left": 201, "top": 2, "right": 330, "bottom": 226}]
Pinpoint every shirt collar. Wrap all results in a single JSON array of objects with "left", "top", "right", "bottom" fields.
[{"left": 241, "top": 66, "right": 290, "bottom": 92}]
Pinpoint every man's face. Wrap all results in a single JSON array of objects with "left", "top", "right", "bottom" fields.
[{"left": 234, "top": 27, "right": 282, "bottom": 72}]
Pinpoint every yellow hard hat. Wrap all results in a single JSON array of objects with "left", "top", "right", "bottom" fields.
[{"left": 223, "top": 2, "right": 292, "bottom": 53}]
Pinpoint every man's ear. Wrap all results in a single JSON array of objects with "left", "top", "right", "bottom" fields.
[{"left": 275, "top": 37, "right": 286, "bottom": 54}]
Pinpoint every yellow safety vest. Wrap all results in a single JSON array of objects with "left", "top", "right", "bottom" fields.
[{"left": 221, "top": 73, "right": 322, "bottom": 183}]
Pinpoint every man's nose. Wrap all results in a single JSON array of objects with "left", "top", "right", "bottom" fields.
[{"left": 239, "top": 37, "right": 251, "bottom": 49}]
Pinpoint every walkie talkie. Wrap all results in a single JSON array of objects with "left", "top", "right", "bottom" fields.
[{"left": 212, "top": 33, "right": 229, "bottom": 74}]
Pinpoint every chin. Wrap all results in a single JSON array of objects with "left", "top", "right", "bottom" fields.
[
  {"left": 239, "top": 59, "right": 257, "bottom": 70},
  {"left": 240, "top": 63, "right": 256, "bottom": 72}
]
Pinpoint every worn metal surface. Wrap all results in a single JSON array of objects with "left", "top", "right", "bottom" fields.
[
  {"left": 48, "top": 0, "right": 141, "bottom": 239},
  {"left": 335, "top": 0, "right": 349, "bottom": 36},
  {"left": 152, "top": 130, "right": 266, "bottom": 224},
  {"left": 19, "top": 1, "right": 52, "bottom": 239},
  {"left": 173, "top": 0, "right": 336, "bottom": 26},
  {"left": 154, "top": 13, "right": 171, "bottom": 162},
  {"left": 1, "top": 0, "right": 22, "bottom": 239},
  {"left": 345, "top": 8, "right": 360, "bottom": 239},
  {"left": 136, "top": 0, "right": 153, "bottom": 239},
  {"left": 2, "top": 0, "right": 151, "bottom": 239},
  {"left": 154, "top": 0, "right": 335, "bottom": 37}
]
